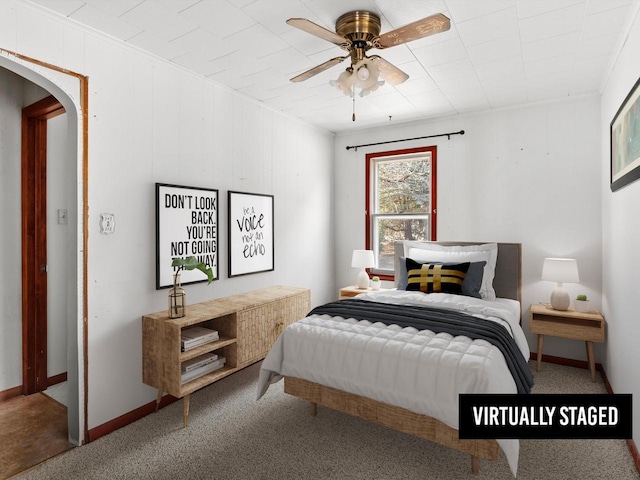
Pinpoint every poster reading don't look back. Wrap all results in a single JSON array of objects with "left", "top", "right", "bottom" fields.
[{"left": 156, "top": 183, "right": 219, "bottom": 289}]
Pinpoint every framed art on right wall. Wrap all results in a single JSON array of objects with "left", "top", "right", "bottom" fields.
[{"left": 611, "top": 76, "right": 640, "bottom": 192}]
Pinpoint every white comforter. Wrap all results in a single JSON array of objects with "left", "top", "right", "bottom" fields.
[{"left": 257, "top": 290, "right": 530, "bottom": 476}]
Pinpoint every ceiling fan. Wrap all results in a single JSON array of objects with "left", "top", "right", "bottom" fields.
[{"left": 286, "top": 11, "right": 451, "bottom": 95}]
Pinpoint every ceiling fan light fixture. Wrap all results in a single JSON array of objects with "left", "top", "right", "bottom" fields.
[
  {"left": 288, "top": 10, "right": 450, "bottom": 117},
  {"left": 332, "top": 58, "right": 383, "bottom": 97},
  {"left": 330, "top": 68, "right": 356, "bottom": 96},
  {"left": 356, "top": 64, "right": 370, "bottom": 81},
  {"left": 359, "top": 80, "right": 385, "bottom": 97}
]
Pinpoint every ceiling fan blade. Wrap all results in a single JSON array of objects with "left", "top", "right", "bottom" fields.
[
  {"left": 290, "top": 56, "right": 347, "bottom": 83},
  {"left": 375, "top": 13, "right": 450, "bottom": 48},
  {"left": 286, "top": 18, "right": 349, "bottom": 47},
  {"left": 369, "top": 56, "right": 409, "bottom": 86}
]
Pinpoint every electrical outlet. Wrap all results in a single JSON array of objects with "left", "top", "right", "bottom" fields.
[{"left": 100, "top": 213, "right": 116, "bottom": 234}]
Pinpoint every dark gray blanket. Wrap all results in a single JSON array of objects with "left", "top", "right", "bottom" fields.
[{"left": 308, "top": 298, "right": 534, "bottom": 394}]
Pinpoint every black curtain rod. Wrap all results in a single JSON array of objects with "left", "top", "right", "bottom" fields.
[{"left": 345, "top": 129, "right": 465, "bottom": 151}]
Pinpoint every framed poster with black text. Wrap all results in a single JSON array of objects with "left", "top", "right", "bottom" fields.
[
  {"left": 611, "top": 76, "right": 640, "bottom": 191},
  {"left": 228, "top": 191, "right": 274, "bottom": 277},
  {"left": 156, "top": 183, "right": 218, "bottom": 289}
]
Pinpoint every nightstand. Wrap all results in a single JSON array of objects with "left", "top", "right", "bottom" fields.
[
  {"left": 339, "top": 285, "right": 391, "bottom": 299},
  {"left": 530, "top": 303, "right": 605, "bottom": 382}
]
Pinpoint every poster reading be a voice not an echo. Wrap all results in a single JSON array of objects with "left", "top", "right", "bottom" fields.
[{"left": 228, "top": 191, "right": 274, "bottom": 278}]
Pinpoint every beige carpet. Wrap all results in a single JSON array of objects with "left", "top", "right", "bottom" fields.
[{"left": 13, "top": 361, "right": 640, "bottom": 480}]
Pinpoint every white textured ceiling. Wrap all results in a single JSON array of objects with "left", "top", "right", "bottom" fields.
[{"left": 28, "top": 0, "right": 637, "bottom": 133}]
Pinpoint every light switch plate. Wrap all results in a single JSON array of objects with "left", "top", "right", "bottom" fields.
[
  {"left": 57, "top": 209, "right": 68, "bottom": 225},
  {"left": 100, "top": 213, "right": 116, "bottom": 234}
]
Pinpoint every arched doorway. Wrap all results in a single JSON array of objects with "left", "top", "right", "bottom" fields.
[{"left": 0, "top": 50, "right": 88, "bottom": 446}]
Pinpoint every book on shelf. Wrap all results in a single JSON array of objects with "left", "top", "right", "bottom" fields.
[
  {"left": 181, "top": 326, "right": 219, "bottom": 351},
  {"left": 182, "top": 352, "right": 219, "bottom": 373},
  {"left": 181, "top": 356, "right": 226, "bottom": 384}
]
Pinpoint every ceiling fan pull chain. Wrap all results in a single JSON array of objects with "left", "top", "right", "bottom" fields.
[{"left": 352, "top": 88, "right": 356, "bottom": 121}]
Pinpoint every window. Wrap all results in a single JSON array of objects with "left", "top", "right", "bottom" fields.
[{"left": 365, "top": 146, "right": 437, "bottom": 279}]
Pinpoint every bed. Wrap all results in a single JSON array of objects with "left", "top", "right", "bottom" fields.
[{"left": 257, "top": 241, "right": 532, "bottom": 475}]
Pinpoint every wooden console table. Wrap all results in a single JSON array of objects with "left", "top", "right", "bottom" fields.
[{"left": 142, "top": 285, "right": 310, "bottom": 426}]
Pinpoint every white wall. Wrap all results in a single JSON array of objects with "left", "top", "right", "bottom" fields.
[
  {"left": 47, "top": 113, "right": 69, "bottom": 378},
  {"left": 0, "top": 68, "right": 64, "bottom": 390},
  {"left": 83, "top": 42, "right": 335, "bottom": 429},
  {"left": 0, "top": 1, "right": 335, "bottom": 430},
  {"left": 0, "top": 67, "right": 24, "bottom": 392},
  {"left": 600, "top": 2, "right": 640, "bottom": 444},
  {"left": 335, "top": 95, "right": 602, "bottom": 362}
]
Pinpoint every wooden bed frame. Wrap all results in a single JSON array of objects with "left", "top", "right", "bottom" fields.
[{"left": 283, "top": 241, "right": 522, "bottom": 474}]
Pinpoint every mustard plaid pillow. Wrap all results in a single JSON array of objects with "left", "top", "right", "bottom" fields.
[{"left": 405, "top": 258, "right": 469, "bottom": 294}]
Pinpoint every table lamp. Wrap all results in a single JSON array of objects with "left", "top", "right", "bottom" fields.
[
  {"left": 351, "top": 250, "right": 375, "bottom": 289},
  {"left": 541, "top": 258, "right": 579, "bottom": 311}
]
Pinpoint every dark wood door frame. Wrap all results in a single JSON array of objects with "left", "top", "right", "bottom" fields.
[{"left": 21, "top": 95, "right": 65, "bottom": 395}]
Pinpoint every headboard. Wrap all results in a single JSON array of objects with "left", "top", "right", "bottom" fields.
[{"left": 393, "top": 241, "right": 522, "bottom": 303}]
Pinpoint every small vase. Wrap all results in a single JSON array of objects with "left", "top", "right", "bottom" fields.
[
  {"left": 168, "top": 274, "right": 186, "bottom": 318},
  {"left": 574, "top": 299, "right": 590, "bottom": 313}
]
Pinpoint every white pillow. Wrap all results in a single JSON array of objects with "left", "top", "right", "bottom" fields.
[{"left": 406, "top": 243, "right": 498, "bottom": 301}]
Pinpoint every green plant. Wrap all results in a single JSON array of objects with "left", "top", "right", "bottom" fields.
[
  {"left": 171, "top": 256, "right": 215, "bottom": 285},
  {"left": 372, "top": 276, "right": 380, "bottom": 282},
  {"left": 576, "top": 294, "right": 588, "bottom": 301}
]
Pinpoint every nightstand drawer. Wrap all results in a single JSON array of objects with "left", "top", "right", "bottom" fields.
[
  {"left": 530, "top": 314, "right": 604, "bottom": 342},
  {"left": 529, "top": 304, "right": 605, "bottom": 343}
]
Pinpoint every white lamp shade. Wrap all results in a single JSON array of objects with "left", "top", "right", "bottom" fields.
[
  {"left": 351, "top": 250, "right": 375, "bottom": 268},
  {"left": 541, "top": 258, "right": 579, "bottom": 283}
]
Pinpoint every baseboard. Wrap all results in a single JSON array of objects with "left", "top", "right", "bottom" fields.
[
  {"left": 0, "top": 384, "right": 23, "bottom": 402},
  {"left": 0, "top": 373, "right": 68, "bottom": 403},
  {"left": 531, "top": 351, "right": 612, "bottom": 393},
  {"left": 48, "top": 372, "right": 67, "bottom": 387},
  {"left": 87, "top": 393, "right": 178, "bottom": 442},
  {"left": 596, "top": 363, "right": 614, "bottom": 394},
  {"left": 530, "top": 351, "right": 596, "bottom": 371},
  {"left": 628, "top": 438, "right": 640, "bottom": 474}
]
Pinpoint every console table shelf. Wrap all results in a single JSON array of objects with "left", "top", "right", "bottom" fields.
[
  {"left": 179, "top": 336, "right": 236, "bottom": 362},
  {"left": 142, "top": 285, "right": 310, "bottom": 426}
]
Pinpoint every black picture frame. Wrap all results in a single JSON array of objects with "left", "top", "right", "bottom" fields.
[
  {"left": 228, "top": 191, "right": 274, "bottom": 278},
  {"left": 155, "top": 183, "right": 219, "bottom": 289},
  {"left": 610, "top": 76, "right": 640, "bottom": 192}
]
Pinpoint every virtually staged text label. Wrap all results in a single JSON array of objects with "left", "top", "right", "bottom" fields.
[
  {"left": 459, "top": 394, "right": 632, "bottom": 439},
  {"left": 472, "top": 405, "right": 619, "bottom": 426}
]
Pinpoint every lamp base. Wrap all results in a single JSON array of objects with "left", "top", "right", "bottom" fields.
[
  {"left": 356, "top": 269, "right": 370, "bottom": 289},
  {"left": 550, "top": 284, "right": 570, "bottom": 310}
]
